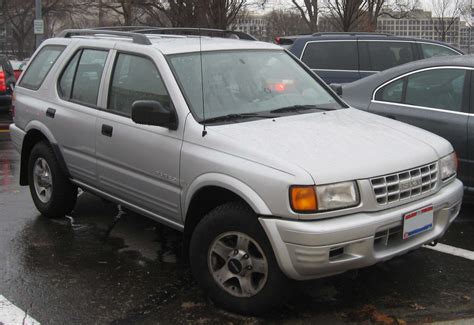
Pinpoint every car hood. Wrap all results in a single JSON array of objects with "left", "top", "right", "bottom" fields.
[{"left": 209, "top": 108, "right": 453, "bottom": 184}]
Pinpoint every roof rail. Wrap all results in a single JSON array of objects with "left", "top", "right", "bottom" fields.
[
  {"left": 58, "top": 29, "right": 152, "bottom": 45},
  {"left": 135, "top": 27, "right": 257, "bottom": 41},
  {"left": 311, "top": 32, "right": 392, "bottom": 37},
  {"left": 92, "top": 26, "right": 155, "bottom": 31}
]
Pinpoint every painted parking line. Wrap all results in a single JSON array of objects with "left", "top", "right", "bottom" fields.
[
  {"left": 425, "top": 243, "right": 474, "bottom": 261},
  {"left": 430, "top": 318, "right": 474, "bottom": 324},
  {"left": 0, "top": 130, "right": 9, "bottom": 133},
  {"left": 0, "top": 295, "right": 40, "bottom": 325}
]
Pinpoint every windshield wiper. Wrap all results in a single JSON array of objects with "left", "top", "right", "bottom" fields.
[
  {"left": 270, "top": 105, "right": 335, "bottom": 114},
  {"left": 201, "top": 113, "right": 274, "bottom": 124}
]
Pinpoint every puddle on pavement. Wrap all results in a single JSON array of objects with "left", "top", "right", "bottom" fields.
[
  {"left": 7, "top": 192, "right": 195, "bottom": 323},
  {"left": 32, "top": 193, "right": 184, "bottom": 266},
  {"left": 0, "top": 141, "right": 20, "bottom": 193}
]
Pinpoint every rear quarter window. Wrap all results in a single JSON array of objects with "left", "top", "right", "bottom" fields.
[
  {"left": 375, "top": 78, "right": 404, "bottom": 103},
  {"left": 301, "top": 41, "right": 358, "bottom": 71},
  {"left": 421, "top": 43, "right": 460, "bottom": 58},
  {"left": 20, "top": 45, "right": 65, "bottom": 90}
]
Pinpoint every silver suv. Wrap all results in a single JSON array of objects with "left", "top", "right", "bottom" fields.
[{"left": 10, "top": 29, "right": 463, "bottom": 315}]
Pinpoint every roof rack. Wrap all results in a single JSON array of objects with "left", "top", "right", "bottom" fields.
[
  {"left": 134, "top": 27, "right": 257, "bottom": 40},
  {"left": 58, "top": 29, "right": 152, "bottom": 45},
  {"left": 311, "top": 32, "right": 393, "bottom": 37},
  {"left": 92, "top": 26, "right": 155, "bottom": 31}
]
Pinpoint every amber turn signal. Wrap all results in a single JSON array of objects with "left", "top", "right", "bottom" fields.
[{"left": 290, "top": 186, "right": 318, "bottom": 212}]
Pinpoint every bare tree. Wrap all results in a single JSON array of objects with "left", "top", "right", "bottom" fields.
[
  {"left": 139, "top": 0, "right": 266, "bottom": 29},
  {"left": 366, "top": 0, "right": 418, "bottom": 31},
  {"left": 98, "top": 0, "right": 148, "bottom": 25},
  {"left": 2, "top": 0, "right": 35, "bottom": 58},
  {"left": 291, "top": 0, "right": 319, "bottom": 32},
  {"left": 205, "top": 0, "right": 248, "bottom": 29},
  {"left": 46, "top": 1, "right": 98, "bottom": 34},
  {"left": 322, "top": 0, "right": 418, "bottom": 32},
  {"left": 133, "top": 0, "right": 205, "bottom": 27},
  {"left": 324, "top": 0, "right": 366, "bottom": 32},
  {"left": 2, "top": 0, "right": 94, "bottom": 58},
  {"left": 265, "top": 9, "right": 310, "bottom": 40},
  {"left": 432, "top": 0, "right": 466, "bottom": 42}
]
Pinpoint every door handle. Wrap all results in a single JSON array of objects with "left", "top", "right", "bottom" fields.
[
  {"left": 101, "top": 124, "right": 113, "bottom": 137},
  {"left": 46, "top": 108, "right": 56, "bottom": 118}
]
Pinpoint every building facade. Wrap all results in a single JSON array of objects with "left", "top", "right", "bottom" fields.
[
  {"left": 376, "top": 10, "right": 461, "bottom": 48},
  {"left": 232, "top": 14, "right": 267, "bottom": 40},
  {"left": 460, "top": 21, "right": 474, "bottom": 53}
]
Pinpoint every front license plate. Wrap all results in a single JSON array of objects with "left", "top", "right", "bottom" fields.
[{"left": 403, "top": 205, "right": 434, "bottom": 240}]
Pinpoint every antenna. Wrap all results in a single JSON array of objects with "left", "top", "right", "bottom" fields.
[{"left": 199, "top": 28, "right": 207, "bottom": 137}]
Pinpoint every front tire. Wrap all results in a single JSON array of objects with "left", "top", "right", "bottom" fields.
[
  {"left": 189, "top": 202, "right": 291, "bottom": 315},
  {"left": 28, "top": 141, "right": 77, "bottom": 218}
]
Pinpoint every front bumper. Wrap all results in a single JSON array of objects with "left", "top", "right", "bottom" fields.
[{"left": 259, "top": 179, "right": 463, "bottom": 280}]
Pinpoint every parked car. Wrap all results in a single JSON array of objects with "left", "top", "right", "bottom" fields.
[
  {"left": 338, "top": 55, "right": 474, "bottom": 190},
  {"left": 0, "top": 55, "right": 15, "bottom": 114},
  {"left": 277, "top": 32, "right": 462, "bottom": 84},
  {"left": 10, "top": 29, "right": 462, "bottom": 315},
  {"left": 10, "top": 60, "right": 28, "bottom": 81}
]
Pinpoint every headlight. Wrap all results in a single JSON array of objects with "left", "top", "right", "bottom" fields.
[
  {"left": 316, "top": 181, "right": 359, "bottom": 211},
  {"left": 440, "top": 152, "right": 457, "bottom": 181},
  {"left": 290, "top": 181, "right": 359, "bottom": 213}
]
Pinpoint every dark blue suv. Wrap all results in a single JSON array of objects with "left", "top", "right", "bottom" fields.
[{"left": 278, "top": 33, "right": 463, "bottom": 84}]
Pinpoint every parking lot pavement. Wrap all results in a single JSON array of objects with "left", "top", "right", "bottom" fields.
[
  {"left": 0, "top": 116, "right": 11, "bottom": 144},
  {"left": 0, "top": 137, "right": 474, "bottom": 324}
]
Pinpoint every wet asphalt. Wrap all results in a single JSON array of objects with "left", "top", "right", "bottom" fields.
[{"left": 1, "top": 115, "right": 474, "bottom": 324}]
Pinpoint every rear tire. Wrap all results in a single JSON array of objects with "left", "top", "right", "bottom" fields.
[
  {"left": 189, "top": 202, "right": 291, "bottom": 315},
  {"left": 28, "top": 141, "right": 77, "bottom": 218}
]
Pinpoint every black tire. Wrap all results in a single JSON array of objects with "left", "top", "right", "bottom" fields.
[
  {"left": 189, "top": 201, "right": 291, "bottom": 315},
  {"left": 28, "top": 141, "right": 77, "bottom": 218}
]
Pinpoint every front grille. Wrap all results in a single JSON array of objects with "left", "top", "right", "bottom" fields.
[{"left": 370, "top": 162, "right": 438, "bottom": 205}]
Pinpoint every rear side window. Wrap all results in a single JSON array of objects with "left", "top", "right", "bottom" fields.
[
  {"left": 405, "top": 69, "right": 466, "bottom": 112},
  {"left": 20, "top": 45, "right": 65, "bottom": 90},
  {"left": 421, "top": 43, "right": 459, "bottom": 58},
  {"left": 301, "top": 41, "right": 358, "bottom": 71},
  {"left": 361, "top": 41, "right": 414, "bottom": 71},
  {"left": 375, "top": 68, "right": 467, "bottom": 112},
  {"left": 58, "top": 49, "right": 108, "bottom": 106},
  {"left": 108, "top": 53, "right": 171, "bottom": 117}
]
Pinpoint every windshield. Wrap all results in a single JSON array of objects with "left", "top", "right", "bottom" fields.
[{"left": 168, "top": 50, "right": 344, "bottom": 122}]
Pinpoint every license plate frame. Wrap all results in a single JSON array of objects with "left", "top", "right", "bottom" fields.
[{"left": 403, "top": 205, "right": 434, "bottom": 240}]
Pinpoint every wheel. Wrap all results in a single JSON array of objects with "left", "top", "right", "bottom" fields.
[
  {"left": 189, "top": 202, "right": 291, "bottom": 315},
  {"left": 28, "top": 141, "right": 77, "bottom": 218}
]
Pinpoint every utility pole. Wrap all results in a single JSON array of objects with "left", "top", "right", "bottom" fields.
[
  {"left": 99, "top": 0, "right": 104, "bottom": 27},
  {"left": 34, "top": 0, "right": 44, "bottom": 49}
]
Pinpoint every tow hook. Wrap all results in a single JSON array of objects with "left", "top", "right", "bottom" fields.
[{"left": 427, "top": 240, "right": 438, "bottom": 247}]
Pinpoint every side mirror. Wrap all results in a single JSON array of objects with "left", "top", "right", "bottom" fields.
[
  {"left": 330, "top": 83, "right": 343, "bottom": 96},
  {"left": 131, "top": 100, "right": 177, "bottom": 130}
]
